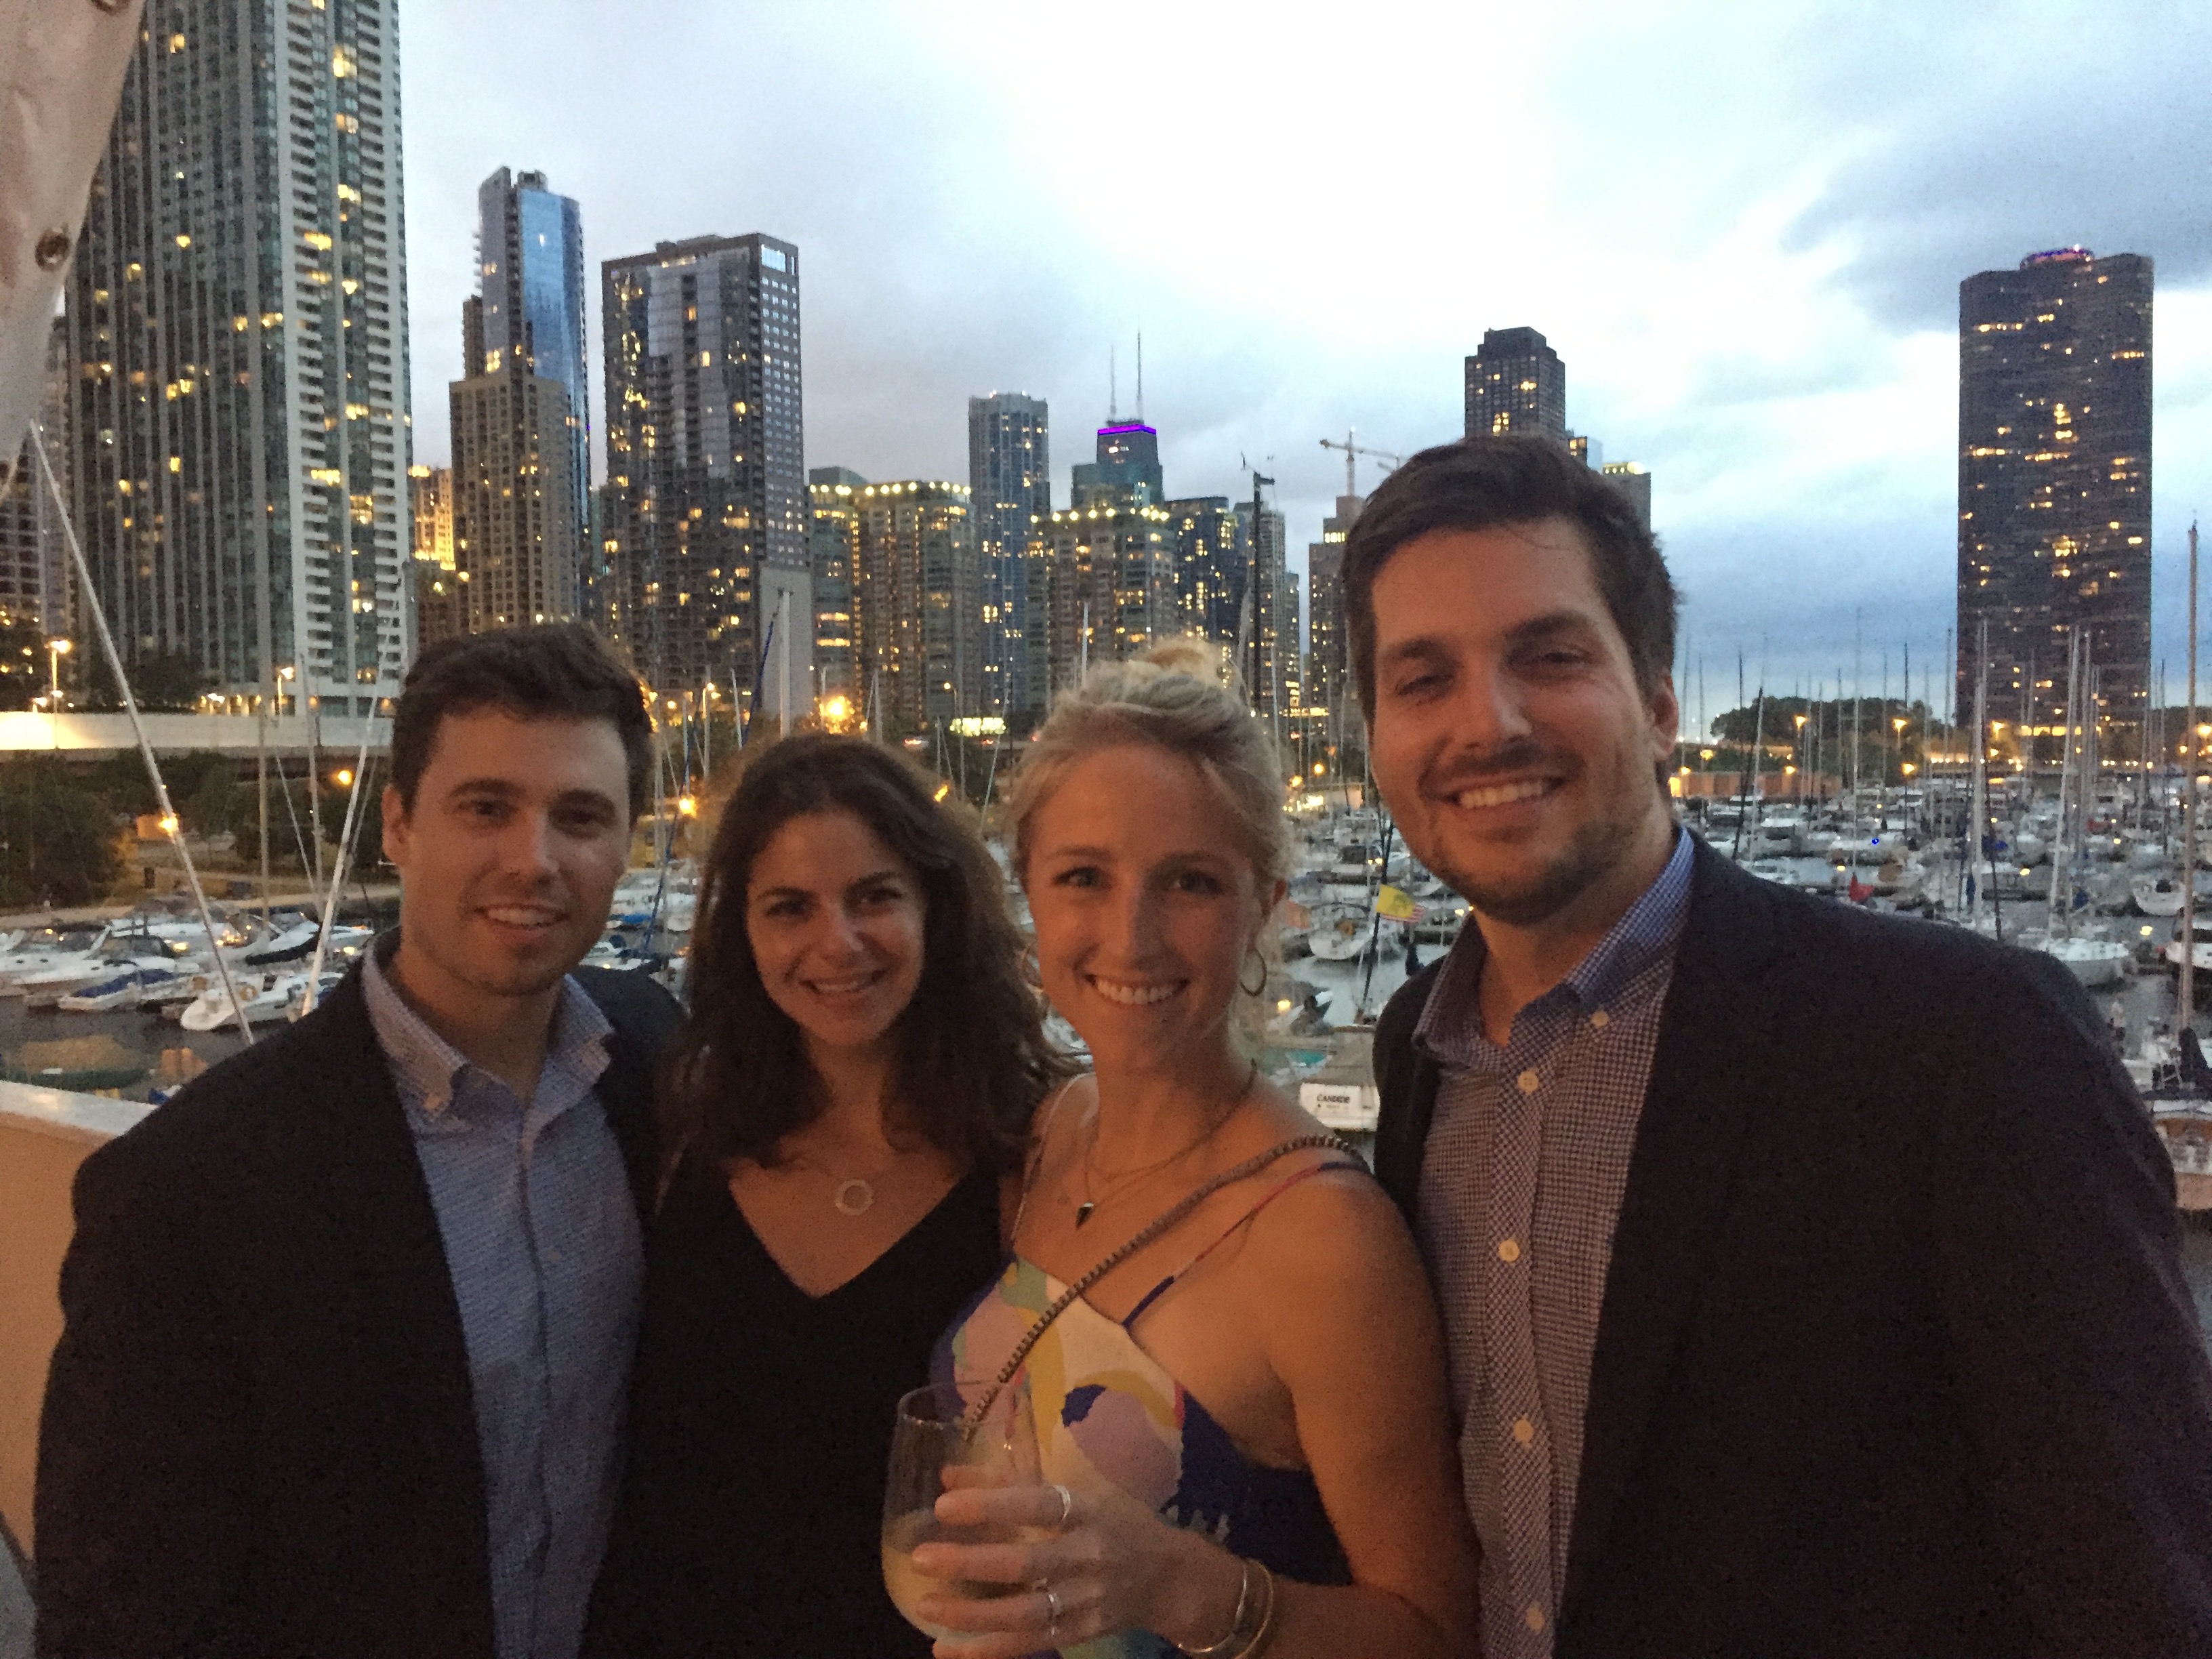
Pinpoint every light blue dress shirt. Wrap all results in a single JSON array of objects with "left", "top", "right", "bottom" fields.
[{"left": 362, "top": 944, "right": 644, "bottom": 1659}]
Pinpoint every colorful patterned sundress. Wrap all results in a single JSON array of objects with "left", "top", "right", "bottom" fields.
[{"left": 937, "top": 1164, "right": 1357, "bottom": 1659}]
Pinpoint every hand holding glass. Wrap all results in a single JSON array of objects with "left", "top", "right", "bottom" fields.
[{"left": 881, "top": 1382, "right": 1042, "bottom": 1643}]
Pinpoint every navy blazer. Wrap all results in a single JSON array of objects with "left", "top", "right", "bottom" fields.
[
  {"left": 1374, "top": 838, "right": 2212, "bottom": 1657},
  {"left": 34, "top": 962, "right": 680, "bottom": 1659}
]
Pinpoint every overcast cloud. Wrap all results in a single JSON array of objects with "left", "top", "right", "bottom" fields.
[{"left": 396, "top": 0, "right": 2212, "bottom": 730}]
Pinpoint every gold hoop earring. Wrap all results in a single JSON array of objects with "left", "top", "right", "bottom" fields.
[
  {"left": 1240, "top": 943, "right": 1267, "bottom": 998},
  {"left": 1020, "top": 945, "right": 1044, "bottom": 994}
]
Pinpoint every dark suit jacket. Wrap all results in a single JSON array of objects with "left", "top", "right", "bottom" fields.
[
  {"left": 1374, "top": 838, "right": 2212, "bottom": 1657},
  {"left": 33, "top": 963, "right": 681, "bottom": 1659}
]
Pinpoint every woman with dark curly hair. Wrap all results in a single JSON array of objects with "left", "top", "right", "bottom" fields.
[{"left": 586, "top": 733, "right": 1069, "bottom": 1658}]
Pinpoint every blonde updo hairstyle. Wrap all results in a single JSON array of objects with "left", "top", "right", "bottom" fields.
[{"left": 1006, "top": 637, "right": 1292, "bottom": 899}]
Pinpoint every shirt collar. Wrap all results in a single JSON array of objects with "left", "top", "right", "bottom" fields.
[
  {"left": 361, "top": 933, "right": 613, "bottom": 1115},
  {"left": 1413, "top": 825, "right": 1694, "bottom": 1065}
]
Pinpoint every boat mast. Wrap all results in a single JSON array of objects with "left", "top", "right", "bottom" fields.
[
  {"left": 1969, "top": 621, "right": 1988, "bottom": 931},
  {"left": 2184, "top": 524, "right": 2200, "bottom": 1023},
  {"left": 2048, "top": 629, "right": 2080, "bottom": 939},
  {"left": 258, "top": 664, "right": 271, "bottom": 922}
]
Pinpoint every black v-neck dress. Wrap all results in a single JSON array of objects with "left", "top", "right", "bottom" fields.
[{"left": 586, "top": 1155, "right": 1003, "bottom": 1658}]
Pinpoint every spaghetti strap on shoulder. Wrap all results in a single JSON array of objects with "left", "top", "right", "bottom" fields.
[{"left": 1125, "top": 1156, "right": 1368, "bottom": 1326}]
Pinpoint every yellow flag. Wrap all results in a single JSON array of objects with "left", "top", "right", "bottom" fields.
[{"left": 1374, "top": 884, "right": 1418, "bottom": 921}]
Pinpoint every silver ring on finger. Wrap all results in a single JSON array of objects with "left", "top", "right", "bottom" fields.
[
  {"left": 1042, "top": 1582, "right": 1063, "bottom": 1641},
  {"left": 1048, "top": 1481, "right": 1074, "bottom": 1530}
]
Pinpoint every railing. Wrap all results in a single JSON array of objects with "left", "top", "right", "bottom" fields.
[{"left": 0, "top": 1084, "right": 150, "bottom": 1569}]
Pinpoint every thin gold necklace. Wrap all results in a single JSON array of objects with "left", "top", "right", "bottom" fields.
[{"left": 1074, "top": 1058, "right": 1259, "bottom": 1228}]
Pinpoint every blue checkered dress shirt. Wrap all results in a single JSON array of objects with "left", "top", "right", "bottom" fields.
[
  {"left": 362, "top": 944, "right": 644, "bottom": 1659},
  {"left": 1412, "top": 830, "right": 1694, "bottom": 1659}
]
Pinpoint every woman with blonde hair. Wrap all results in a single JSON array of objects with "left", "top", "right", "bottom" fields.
[{"left": 911, "top": 640, "right": 1475, "bottom": 1658}]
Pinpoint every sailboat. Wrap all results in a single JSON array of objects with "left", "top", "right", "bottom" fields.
[{"left": 2036, "top": 631, "right": 2128, "bottom": 987}]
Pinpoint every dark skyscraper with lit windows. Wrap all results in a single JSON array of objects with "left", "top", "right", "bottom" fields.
[
  {"left": 65, "top": 0, "right": 412, "bottom": 710},
  {"left": 968, "top": 392, "right": 1049, "bottom": 716},
  {"left": 1957, "top": 248, "right": 2152, "bottom": 737},
  {"left": 1464, "top": 326, "right": 1567, "bottom": 441},
  {"left": 600, "top": 233, "right": 810, "bottom": 710}
]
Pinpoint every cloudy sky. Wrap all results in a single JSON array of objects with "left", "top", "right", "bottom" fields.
[{"left": 397, "top": 0, "right": 2212, "bottom": 733}]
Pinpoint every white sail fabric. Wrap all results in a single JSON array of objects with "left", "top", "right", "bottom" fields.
[{"left": 0, "top": 0, "right": 144, "bottom": 457}]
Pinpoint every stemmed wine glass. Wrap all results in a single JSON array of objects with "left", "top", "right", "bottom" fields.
[{"left": 881, "top": 1380, "right": 1041, "bottom": 1641}]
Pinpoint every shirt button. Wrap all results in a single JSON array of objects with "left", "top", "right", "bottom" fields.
[
  {"left": 1589, "top": 1008, "right": 1611, "bottom": 1029},
  {"left": 1497, "top": 1237, "right": 1521, "bottom": 1263},
  {"left": 1516, "top": 1069, "right": 1540, "bottom": 1094},
  {"left": 1513, "top": 1416, "right": 1535, "bottom": 1445},
  {"left": 545, "top": 1247, "right": 564, "bottom": 1264},
  {"left": 1525, "top": 1605, "right": 1547, "bottom": 1633}
]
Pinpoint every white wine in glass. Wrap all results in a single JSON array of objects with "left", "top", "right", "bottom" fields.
[{"left": 881, "top": 1381, "right": 1041, "bottom": 1641}]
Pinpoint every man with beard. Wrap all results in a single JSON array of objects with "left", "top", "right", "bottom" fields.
[
  {"left": 36, "top": 626, "right": 679, "bottom": 1659},
  {"left": 1353, "top": 436, "right": 2212, "bottom": 1658}
]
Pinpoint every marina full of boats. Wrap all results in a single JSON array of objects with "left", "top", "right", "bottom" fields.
[
  {"left": 16, "top": 761, "right": 2212, "bottom": 1206},
  {"left": 0, "top": 863, "right": 706, "bottom": 1098}
]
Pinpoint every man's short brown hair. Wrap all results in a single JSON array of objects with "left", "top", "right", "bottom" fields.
[
  {"left": 390, "top": 625, "right": 654, "bottom": 816},
  {"left": 1343, "top": 434, "right": 1678, "bottom": 717}
]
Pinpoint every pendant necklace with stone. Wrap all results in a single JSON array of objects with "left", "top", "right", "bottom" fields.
[{"left": 1075, "top": 1058, "right": 1259, "bottom": 1228}]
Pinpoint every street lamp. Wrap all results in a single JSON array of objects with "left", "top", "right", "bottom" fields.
[{"left": 45, "top": 637, "right": 70, "bottom": 711}]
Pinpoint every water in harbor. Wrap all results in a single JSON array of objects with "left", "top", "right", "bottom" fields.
[{"left": 22, "top": 897, "right": 2212, "bottom": 1362}]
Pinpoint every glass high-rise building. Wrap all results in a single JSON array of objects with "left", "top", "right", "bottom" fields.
[
  {"left": 968, "top": 393, "right": 1049, "bottom": 717},
  {"left": 1465, "top": 326, "right": 1566, "bottom": 442},
  {"left": 65, "top": 0, "right": 412, "bottom": 712},
  {"left": 1958, "top": 247, "right": 2152, "bottom": 737},
  {"left": 472, "top": 167, "right": 588, "bottom": 573},
  {"left": 601, "top": 234, "right": 809, "bottom": 710}
]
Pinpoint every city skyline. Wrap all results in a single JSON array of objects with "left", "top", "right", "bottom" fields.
[{"left": 396, "top": 1, "right": 2212, "bottom": 722}]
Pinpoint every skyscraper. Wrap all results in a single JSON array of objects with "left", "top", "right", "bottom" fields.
[
  {"left": 1071, "top": 420, "right": 1164, "bottom": 506},
  {"left": 409, "top": 464, "right": 461, "bottom": 650},
  {"left": 601, "top": 234, "right": 809, "bottom": 710},
  {"left": 1958, "top": 247, "right": 2152, "bottom": 736},
  {"left": 1164, "top": 495, "right": 1245, "bottom": 642},
  {"left": 1021, "top": 500, "right": 1176, "bottom": 713},
  {"left": 66, "top": 0, "right": 411, "bottom": 712},
  {"left": 853, "top": 480, "right": 977, "bottom": 728},
  {"left": 1465, "top": 327, "right": 1567, "bottom": 441},
  {"left": 1249, "top": 505, "right": 1288, "bottom": 718},
  {"left": 1601, "top": 462, "right": 1652, "bottom": 530},
  {"left": 809, "top": 466, "right": 865, "bottom": 699},
  {"left": 1, "top": 317, "right": 74, "bottom": 644},
  {"left": 449, "top": 291, "right": 582, "bottom": 630},
  {"left": 1305, "top": 493, "right": 1363, "bottom": 719},
  {"left": 968, "top": 393, "right": 1050, "bottom": 716},
  {"left": 476, "top": 169, "right": 588, "bottom": 530}
]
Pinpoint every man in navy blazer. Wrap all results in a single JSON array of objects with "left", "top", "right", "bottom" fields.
[
  {"left": 35, "top": 626, "right": 681, "bottom": 1659},
  {"left": 1355, "top": 436, "right": 2212, "bottom": 1657}
]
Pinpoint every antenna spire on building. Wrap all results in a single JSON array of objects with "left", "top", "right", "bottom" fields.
[{"left": 1136, "top": 331, "right": 1144, "bottom": 421}]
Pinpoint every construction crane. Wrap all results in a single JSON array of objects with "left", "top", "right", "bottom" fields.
[{"left": 1319, "top": 429, "right": 1404, "bottom": 498}]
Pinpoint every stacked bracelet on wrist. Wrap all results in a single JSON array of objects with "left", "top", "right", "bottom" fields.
[{"left": 1180, "top": 1557, "right": 1279, "bottom": 1659}]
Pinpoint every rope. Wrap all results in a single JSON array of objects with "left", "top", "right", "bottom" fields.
[{"left": 961, "top": 1132, "right": 1354, "bottom": 1433}]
